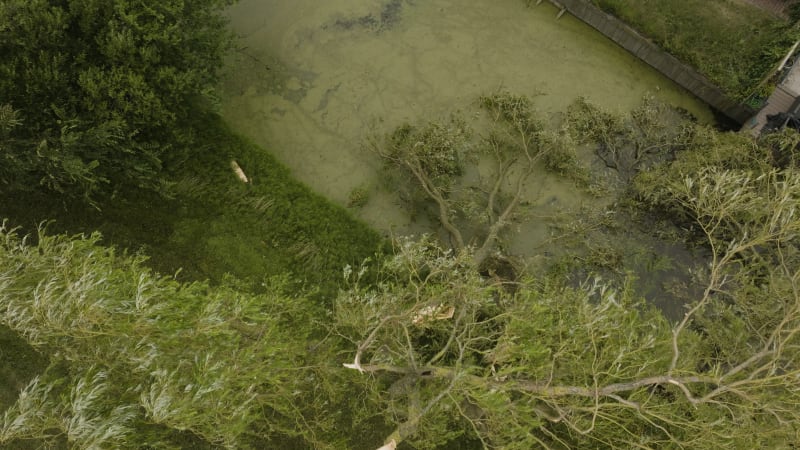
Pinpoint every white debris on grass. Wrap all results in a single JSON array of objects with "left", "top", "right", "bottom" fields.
[{"left": 230, "top": 160, "right": 249, "bottom": 183}]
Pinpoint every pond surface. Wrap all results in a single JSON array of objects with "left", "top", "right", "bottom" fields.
[
  {"left": 219, "top": 0, "right": 711, "bottom": 300},
  {"left": 221, "top": 0, "right": 708, "bottom": 218}
]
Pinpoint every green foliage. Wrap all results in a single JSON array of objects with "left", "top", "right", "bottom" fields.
[
  {"left": 335, "top": 237, "right": 506, "bottom": 447},
  {"left": 633, "top": 124, "right": 774, "bottom": 225},
  {"left": 347, "top": 184, "right": 371, "bottom": 209},
  {"left": 590, "top": 0, "right": 800, "bottom": 99},
  {"left": 0, "top": 0, "right": 235, "bottom": 199},
  {"left": 334, "top": 238, "right": 712, "bottom": 448},
  {"left": 627, "top": 120, "right": 800, "bottom": 447},
  {"left": 0, "top": 326, "right": 48, "bottom": 416},
  {"left": 384, "top": 117, "right": 472, "bottom": 189},
  {"left": 5, "top": 92, "right": 800, "bottom": 448},
  {"left": 567, "top": 96, "right": 694, "bottom": 184},
  {"left": 338, "top": 125, "right": 800, "bottom": 446},
  {"left": 337, "top": 213, "right": 800, "bottom": 448},
  {"left": 479, "top": 91, "right": 543, "bottom": 137},
  {"left": 542, "top": 138, "right": 590, "bottom": 185},
  {"left": 0, "top": 104, "right": 21, "bottom": 137},
  {"left": 0, "top": 224, "right": 324, "bottom": 448}
]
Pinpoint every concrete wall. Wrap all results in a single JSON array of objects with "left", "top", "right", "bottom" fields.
[{"left": 553, "top": 0, "right": 756, "bottom": 124}]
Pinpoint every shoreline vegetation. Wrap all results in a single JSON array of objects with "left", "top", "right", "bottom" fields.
[
  {"left": 587, "top": 0, "right": 800, "bottom": 103},
  {"left": 0, "top": 113, "right": 384, "bottom": 292}
]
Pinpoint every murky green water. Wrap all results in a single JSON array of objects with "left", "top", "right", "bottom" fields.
[{"left": 219, "top": 0, "right": 711, "bottom": 256}]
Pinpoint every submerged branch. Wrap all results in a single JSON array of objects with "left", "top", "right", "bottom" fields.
[{"left": 405, "top": 159, "right": 465, "bottom": 251}]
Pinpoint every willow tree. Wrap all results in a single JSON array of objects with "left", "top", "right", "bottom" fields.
[
  {"left": 336, "top": 167, "right": 800, "bottom": 448},
  {"left": 3, "top": 156, "right": 800, "bottom": 449},
  {"left": 371, "top": 92, "right": 573, "bottom": 268},
  {"left": 0, "top": 224, "right": 330, "bottom": 449}
]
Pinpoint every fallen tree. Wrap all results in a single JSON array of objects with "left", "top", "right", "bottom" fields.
[
  {"left": 337, "top": 167, "right": 800, "bottom": 448},
  {"left": 371, "top": 92, "right": 570, "bottom": 268}
]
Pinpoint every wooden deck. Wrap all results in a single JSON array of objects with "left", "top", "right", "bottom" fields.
[
  {"left": 744, "top": 51, "right": 800, "bottom": 133},
  {"left": 746, "top": 85, "right": 798, "bottom": 133}
]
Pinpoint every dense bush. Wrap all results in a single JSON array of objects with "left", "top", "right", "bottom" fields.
[{"left": 0, "top": 0, "right": 234, "bottom": 199}]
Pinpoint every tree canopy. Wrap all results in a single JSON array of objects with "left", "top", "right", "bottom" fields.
[
  {"left": 2, "top": 1, "right": 800, "bottom": 447},
  {"left": 3, "top": 119, "right": 800, "bottom": 449},
  {"left": 0, "top": 0, "right": 234, "bottom": 199},
  {"left": 4, "top": 153, "right": 800, "bottom": 447},
  {"left": 0, "top": 224, "right": 323, "bottom": 448},
  {"left": 337, "top": 162, "right": 800, "bottom": 447}
]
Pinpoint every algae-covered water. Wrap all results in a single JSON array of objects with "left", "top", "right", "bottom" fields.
[{"left": 219, "top": 0, "right": 711, "bottom": 260}]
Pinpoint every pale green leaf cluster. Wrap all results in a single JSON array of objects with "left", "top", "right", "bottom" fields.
[
  {"left": 2, "top": 369, "right": 137, "bottom": 448},
  {"left": 336, "top": 213, "right": 800, "bottom": 448},
  {"left": 0, "top": 224, "right": 312, "bottom": 448}
]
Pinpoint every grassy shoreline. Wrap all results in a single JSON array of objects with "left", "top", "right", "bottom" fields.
[
  {"left": 590, "top": 0, "right": 798, "bottom": 102},
  {"left": 0, "top": 113, "right": 385, "bottom": 294}
]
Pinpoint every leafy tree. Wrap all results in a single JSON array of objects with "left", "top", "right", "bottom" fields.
[
  {"left": 0, "top": 0, "right": 234, "bottom": 199},
  {"left": 336, "top": 165, "right": 800, "bottom": 448},
  {"left": 5, "top": 83, "right": 800, "bottom": 450},
  {"left": 632, "top": 118, "right": 775, "bottom": 230},
  {"left": 0, "top": 223, "right": 323, "bottom": 448}
]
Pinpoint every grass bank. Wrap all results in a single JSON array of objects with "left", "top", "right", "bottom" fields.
[
  {"left": 0, "top": 113, "right": 384, "bottom": 295},
  {"left": 591, "top": 0, "right": 799, "bottom": 102}
]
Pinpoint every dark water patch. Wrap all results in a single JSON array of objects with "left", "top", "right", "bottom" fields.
[
  {"left": 225, "top": 48, "right": 317, "bottom": 103},
  {"left": 542, "top": 205, "right": 707, "bottom": 321},
  {"left": 316, "top": 82, "right": 342, "bottom": 112},
  {"left": 711, "top": 106, "right": 742, "bottom": 131},
  {"left": 330, "top": 0, "right": 405, "bottom": 32},
  {"left": 626, "top": 235, "right": 707, "bottom": 321}
]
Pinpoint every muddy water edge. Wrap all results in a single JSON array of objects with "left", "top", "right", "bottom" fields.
[{"left": 219, "top": 0, "right": 713, "bottom": 318}]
